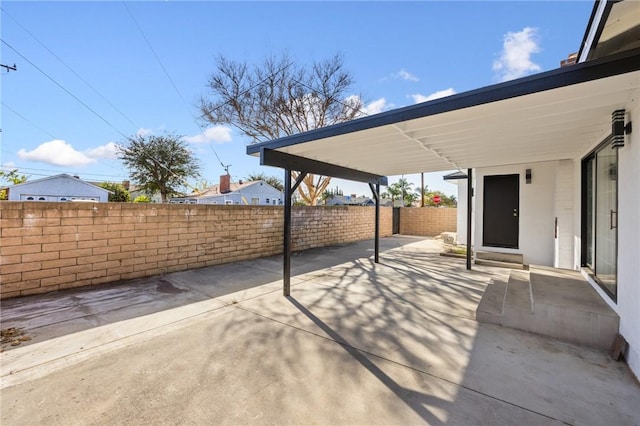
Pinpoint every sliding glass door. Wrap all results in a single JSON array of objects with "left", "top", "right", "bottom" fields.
[{"left": 583, "top": 137, "right": 618, "bottom": 300}]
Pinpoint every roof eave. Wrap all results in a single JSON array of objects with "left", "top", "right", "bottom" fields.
[{"left": 247, "top": 46, "right": 640, "bottom": 157}]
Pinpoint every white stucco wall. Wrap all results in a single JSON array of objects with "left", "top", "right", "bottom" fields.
[
  {"left": 454, "top": 179, "right": 468, "bottom": 245},
  {"left": 615, "top": 104, "right": 640, "bottom": 376},
  {"left": 7, "top": 175, "right": 108, "bottom": 202},
  {"left": 553, "top": 160, "right": 575, "bottom": 269},
  {"left": 571, "top": 104, "right": 640, "bottom": 379},
  {"left": 474, "top": 162, "right": 557, "bottom": 266}
]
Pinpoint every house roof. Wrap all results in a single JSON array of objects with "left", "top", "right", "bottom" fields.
[
  {"left": 1, "top": 173, "right": 110, "bottom": 194},
  {"left": 182, "top": 180, "right": 279, "bottom": 199},
  {"left": 443, "top": 171, "right": 468, "bottom": 181},
  {"left": 247, "top": 45, "right": 640, "bottom": 178},
  {"left": 578, "top": 0, "right": 640, "bottom": 62}
]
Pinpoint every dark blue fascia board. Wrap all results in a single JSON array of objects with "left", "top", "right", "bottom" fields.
[{"left": 247, "top": 47, "right": 640, "bottom": 157}]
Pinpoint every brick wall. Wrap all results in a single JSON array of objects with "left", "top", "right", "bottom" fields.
[
  {"left": 399, "top": 207, "right": 457, "bottom": 236},
  {"left": 0, "top": 202, "right": 392, "bottom": 299}
]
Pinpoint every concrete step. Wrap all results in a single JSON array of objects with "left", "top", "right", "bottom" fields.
[
  {"left": 475, "top": 258, "right": 526, "bottom": 270},
  {"left": 476, "top": 251, "right": 524, "bottom": 264},
  {"left": 526, "top": 266, "right": 619, "bottom": 350},
  {"left": 475, "top": 267, "right": 619, "bottom": 351},
  {"left": 475, "top": 277, "right": 507, "bottom": 324}
]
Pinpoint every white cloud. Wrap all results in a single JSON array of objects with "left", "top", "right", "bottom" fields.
[
  {"left": 84, "top": 142, "right": 119, "bottom": 159},
  {"left": 410, "top": 88, "right": 457, "bottom": 104},
  {"left": 136, "top": 128, "right": 153, "bottom": 137},
  {"left": 1, "top": 161, "right": 16, "bottom": 169},
  {"left": 362, "top": 98, "right": 389, "bottom": 115},
  {"left": 18, "top": 140, "right": 96, "bottom": 167},
  {"left": 184, "top": 126, "right": 232, "bottom": 144},
  {"left": 395, "top": 69, "right": 419, "bottom": 82},
  {"left": 493, "top": 27, "right": 541, "bottom": 82},
  {"left": 380, "top": 69, "right": 420, "bottom": 83}
]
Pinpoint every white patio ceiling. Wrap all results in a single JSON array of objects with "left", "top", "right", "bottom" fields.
[{"left": 248, "top": 49, "right": 640, "bottom": 178}]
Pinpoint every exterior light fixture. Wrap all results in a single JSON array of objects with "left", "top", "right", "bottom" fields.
[
  {"left": 525, "top": 169, "right": 532, "bottom": 184},
  {"left": 612, "top": 109, "right": 632, "bottom": 149}
]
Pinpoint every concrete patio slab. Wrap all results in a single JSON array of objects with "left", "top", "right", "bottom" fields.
[{"left": 1, "top": 236, "right": 639, "bottom": 425}]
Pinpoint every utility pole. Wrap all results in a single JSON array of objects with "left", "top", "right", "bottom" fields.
[{"left": 0, "top": 63, "right": 17, "bottom": 73}]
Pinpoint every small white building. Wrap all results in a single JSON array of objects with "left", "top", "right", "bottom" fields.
[
  {"left": 4, "top": 174, "right": 109, "bottom": 202},
  {"left": 171, "top": 176, "right": 283, "bottom": 206}
]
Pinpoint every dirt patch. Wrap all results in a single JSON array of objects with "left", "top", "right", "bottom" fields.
[{"left": 1, "top": 327, "right": 32, "bottom": 351}]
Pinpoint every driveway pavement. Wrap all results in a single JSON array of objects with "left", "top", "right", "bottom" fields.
[{"left": 1, "top": 236, "right": 639, "bottom": 425}]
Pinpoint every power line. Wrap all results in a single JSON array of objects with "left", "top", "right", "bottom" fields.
[
  {"left": 2, "top": 102, "right": 58, "bottom": 139},
  {"left": 0, "top": 165, "right": 126, "bottom": 179},
  {"left": 122, "top": 2, "right": 231, "bottom": 184},
  {"left": 1, "top": 7, "right": 139, "bottom": 129},
  {"left": 1, "top": 39, "right": 128, "bottom": 139},
  {"left": 122, "top": 2, "right": 192, "bottom": 123}
]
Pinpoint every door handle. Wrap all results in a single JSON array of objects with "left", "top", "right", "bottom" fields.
[{"left": 610, "top": 210, "right": 617, "bottom": 229}]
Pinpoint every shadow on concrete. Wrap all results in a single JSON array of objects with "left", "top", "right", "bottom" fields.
[
  {"left": 288, "top": 296, "right": 449, "bottom": 424},
  {"left": 0, "top": 235, "right": 426, "bottom": 350}
]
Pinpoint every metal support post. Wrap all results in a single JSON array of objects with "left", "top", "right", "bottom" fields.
[
  {"left": 369, "top": 182, "right": 380, "bottom": 263},
  {"left": 283, "top": 169, "right": 292, "bottom": 295},
  {"left": 466, "top": 168, "right": 473, "bottom": 270}
]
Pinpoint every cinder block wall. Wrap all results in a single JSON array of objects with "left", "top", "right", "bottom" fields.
[
  {"left": 399, "top": 207, "right": 457, "bottom": 236},
  {"left": 0, "top": 202, "right": 392, "bottom": 299}
]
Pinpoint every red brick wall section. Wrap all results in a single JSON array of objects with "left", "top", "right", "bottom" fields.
[
  {"left": 0, "top": 203, "right": 393, "bottom": 299},
  {"left": 399, "top": 207, "right": 457, "bottom": 236}
]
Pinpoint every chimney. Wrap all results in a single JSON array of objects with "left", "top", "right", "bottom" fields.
[
  {"left": 560, "top": 52, "right": 578, "bottom": 68},
  {"left": 122, "top": 180, "right": 130, "bottom": 190},
  {"left": 220, "top": 174, "right": 231, "bottom": 194}
]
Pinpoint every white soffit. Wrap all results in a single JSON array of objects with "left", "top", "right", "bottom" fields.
[{"left": 275, "top": 70, "right": 639, "bottom": 176}]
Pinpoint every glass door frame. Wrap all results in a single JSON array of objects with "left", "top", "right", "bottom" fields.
[{"left": 581, "top": 135, "right": 619, "bottom": 302}]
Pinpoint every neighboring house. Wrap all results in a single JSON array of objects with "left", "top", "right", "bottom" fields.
[
  {"left": 246, "top": 0, "right": 640, "bottom": 377},
  {"left": 2, "top": 173, "right": 109, "bottom": 202},
  {"left": 128, "top": 185, "right": 164, "bottom": 203},
  {"left": 171, "top": 175, "right": 284, "bottom": 206},
  {"left": 325, "top": 194, "right": 374, "bottom": 206}
]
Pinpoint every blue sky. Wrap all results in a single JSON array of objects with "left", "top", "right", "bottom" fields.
[{"left": 1, "top": 1, "right": 593, "bottom": 197}]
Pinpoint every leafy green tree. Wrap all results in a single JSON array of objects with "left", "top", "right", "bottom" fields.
[
  {"left": 384, "top": 185, "right": 401, "bottom": 205},
  {"left": 199, "top": 53, "right": 363, "bottom": 205},
  {"left": 389, "top": 178, "right": 415, "bottom": 207},
  {"left": 133, "top": 195, "right": 151, "bottom": 203},
  {"left": 99, "top": 182, "right": 131, "bottom": 202},
  {"left": 422, "top": 187, "right": 457, "bottom": 207},
  {"left": 118, "top": 132, "right": 201, "bottom": 203},
  {"left": 245, "top": 172, "right": 284, "bottom": 191},
  {"left": 0, "top": 169, "right": 28, "bottom": 200}
]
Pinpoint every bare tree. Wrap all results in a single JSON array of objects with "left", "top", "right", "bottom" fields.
[{"left": 199, "top": 53, "right": 363, "bottom": 205}]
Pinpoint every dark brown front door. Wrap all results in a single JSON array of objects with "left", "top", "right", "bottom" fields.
[{"left": 483, "top": 174, "right": 519, "bottom": 248}]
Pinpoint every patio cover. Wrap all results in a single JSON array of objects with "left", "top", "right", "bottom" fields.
[
  {"left": 247, "top": 47, "right": 639, "bottom": 295},
  {"left": 248, "top": 47, "right": 640, "bottom": 176}
]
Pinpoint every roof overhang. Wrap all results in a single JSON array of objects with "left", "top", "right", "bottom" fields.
[{"left": 248, "top": 47, "right": 640, "bottom": 177}]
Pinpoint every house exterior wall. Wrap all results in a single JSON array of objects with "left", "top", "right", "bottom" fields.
[
  {"left": 0, "top": 203, "right": 392, "bottom": 299},
  {"left": 8, "top": 176, "right": 108, "bottom": 202},
  {"left": 399, "top": 207, "right": 457, "bottom": 236},
  {"left": 553, "top": 160, "right": 575, "bottom": 269},
  {"left": 616, "top": 103, "right": 640, "bottom": 376},
  {"left": 573, "top": 104, "right": 640, "bottom": 377},
  {"left": 198, "top": 182, "right": 283, "bottom": 205},
  {"left": 474, "top": 162, "right": 557, "bottom": 266},
  {"left": 455, "top": 180, "right": 468, "bottom": 244}
]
